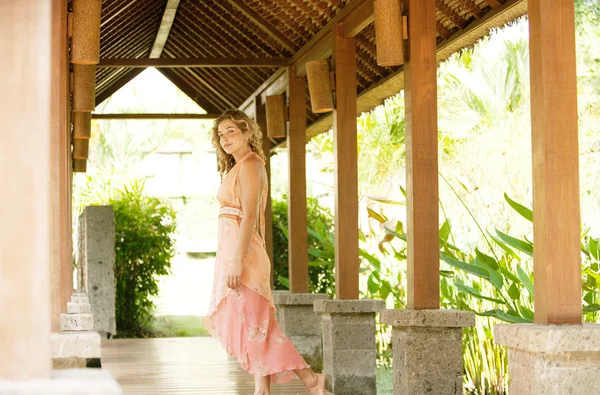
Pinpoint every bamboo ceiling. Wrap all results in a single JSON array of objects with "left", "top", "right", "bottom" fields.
[{"left": 93, "top": 0, "right": 521, "bottom": 126}]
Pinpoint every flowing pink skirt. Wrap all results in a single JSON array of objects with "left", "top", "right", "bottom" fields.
[{"left": 204, "top": 285, "right": 310, "bottom": 384}]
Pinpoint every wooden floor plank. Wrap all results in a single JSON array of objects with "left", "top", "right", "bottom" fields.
[{"left": 102, "top": 337, "right": 332, "bottom": 394}]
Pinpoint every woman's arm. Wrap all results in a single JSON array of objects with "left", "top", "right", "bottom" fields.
[{"left": 227, "top": 157, "right": 264, "bottom": 289}]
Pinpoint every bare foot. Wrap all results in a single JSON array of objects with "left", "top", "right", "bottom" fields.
[{"left": 306, "top": 373, "right": 325, "bottom": 395}]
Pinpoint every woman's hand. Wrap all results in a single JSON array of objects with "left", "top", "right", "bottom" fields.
[{"left": 227, "top": 258, "right": 243, "bottom": 289}]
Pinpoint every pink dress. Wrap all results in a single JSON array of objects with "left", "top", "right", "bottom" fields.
[{"left": 204, "top": 151, "right": 310, "bottom": 384}]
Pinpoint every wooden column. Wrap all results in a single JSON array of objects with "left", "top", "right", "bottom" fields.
[
  {"left": 529, "top": 0, "right": 581, "bottom": 325},
  {"left": 333, "top": 24, "right": 359, "bottom": 300},
  {"left": 405, "top": 0, "right": 439, "bottom": 309},
  {"left": 255, "top": 97, "right": 275, "bottom": 287},
  {"left": 0, "top": 1, "right": 53, "bottom": 379},
  {"left": 51, "top": 0, "right": 72, "bottom": 333},
  {"left": 287, "top": 67, "right": 309, "bottom": 293}
]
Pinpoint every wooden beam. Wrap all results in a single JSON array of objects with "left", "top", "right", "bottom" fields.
[
  {"left": 0, "top": 0, "right": 52, "bottom": 379},
  {"left": 482, "top": 0, "right": 502, "bottom": 8},
  {"left": 342, "top": 0, "right": 374, "bottom": 38},
  {"left": 149, "top": 0, "right": 181, "bottom": 58},
  {"left": 51, "top": 0, "right": 71, "bottom": 334},
  {"left": 291, "top": 0, "right": 372, "bottom": 77},
  {"left": 333, "top": 24, "right": 359, "bottom": 300},
  {"left": 529, "top": 0, "right": 581, "bottom": 325},
  {"left": 227, "top": 0, "right": 296, "bottom": 52},
  {"left": 97, "top": 57, "right": 290, "bottom": 68},
  {"left": 91, "top": 113, "right": 220, "bottom": 120},
  {"left": 288, "top": 67, "right": 309, "bottom": 294},
  {"left": 405, "top": 0, "right": 439, "bottom": 310},
  {"left": 302, "top": 0, "right": 527, "bottom": 141},
  {"left": 463, "top": 0, "right": 486, "bottom": 19},
  {"left": 254, "top": 98, "right": 275, "bottom": 287}
]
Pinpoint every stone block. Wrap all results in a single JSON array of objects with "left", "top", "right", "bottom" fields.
[
  {"left": 495, "top": 323, "right": 600, "bottom": 394},
  {"left": 51, "top": 332, "right": 101, "bottom": 359},
  {"left": 314, "top": 299, "right": 385, "bottom": 314},
  {"left": 290, "top": 335, "right": 323, "bottom": 372},
  {"left": 279, "top": 305, "right": 323, "bottom": 336},
  {"left": 66, "top": 302, "right": 91, "bottom": 314},
  {"left": 323, "top": 349, "right": 378, "bottom": 395},
  {"left": 77, "top": 206, "right": 116, "bottom": 337},
  {"left": 382, "top": 309, "right": 473, "bottom": 395},
  {"left": 273, "top": 292, "right": 329, "bottom": 306},
  {"left": 322, "top": 320, "right": 376, "bottom": 350},
  {"left": 0, "top": 369, "right": 121, "bottom": 394},
  {"left": 60, "top": 314, "right": 94, "bottom": 331}
]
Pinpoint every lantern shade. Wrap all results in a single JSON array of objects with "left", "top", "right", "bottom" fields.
[
  {"left": 73, "top": 159, "right": 87, "bottom": 173},
  {"left": 306, "top": 60, "right": 334, "bottom": 113},
  {"left": 72, "top": 64, "right": 96, "bottom": 112},
  {"left": 73, "top": 138, "right": 89, "bottom": 160},
  {"left": 71, "top": 0, "right": 102, "bottom": 64},
  {"left": 374, "top": 0, "right": 404, "bottom": 66},
  {"left": 73, "top": 111, "right": 92, "bottom": 139},
  {"left": 265, "top": 95, "right": 286, "bottom": 139}
]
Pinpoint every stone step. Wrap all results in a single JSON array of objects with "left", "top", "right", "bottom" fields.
[
  {"left": 70, "top": 294, "right": 90, "bottom": 304},
  {"left": 60, "top": 314, "right": 94, "bottom": 331},
  {"left": 67, "top": 302, "right": 91, "bottom": 314},
  {"left": 51, "top": 331, "right": 101, "bottom": 359}
]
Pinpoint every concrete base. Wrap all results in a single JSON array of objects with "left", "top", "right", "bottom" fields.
[
  {"left": 51, "top": 331, "right": 101, "bottom": 370},
  {"left": 314, "top": 299, "right": 385, "bottom": 395},
  {"left": 381, "top": 309, "right": 474, "bottom": 395},
  {"left": 495, "top": 323, "right": 600, "bottom": 394},
  {"left": 0, "top": 369, "right": 121, "bottom": 394},
  {"left": 273, "top": 292, "right": 329, "bottom": 372}
]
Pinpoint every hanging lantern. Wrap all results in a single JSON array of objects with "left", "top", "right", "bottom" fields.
[
  {"left": 374, "top": 0, "right": 404, "bottom": 66},
  {"left": 73, "top": 159, "right": 87, "bottom": 173},
  {"left": 73, "top": 138, "right": 89, "bottom": 160},
  {"left": 73, "top": 111, "right": 92, "bottom": 139},
  {"left": 265, "top": 95, "right": 286, "bottom": 139},
  {"left": 306, "top": 60, "right": 334, "bottom": 113},
  {"left": 72, "top": 64, "right": 96, "bottom": 112},
  {"left": 71, "top": 0, "right": 102, "bottom": 64}
]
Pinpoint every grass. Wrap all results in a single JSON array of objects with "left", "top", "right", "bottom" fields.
[{"left": 144, "top": 315, "right": 209, "bottom": 338}]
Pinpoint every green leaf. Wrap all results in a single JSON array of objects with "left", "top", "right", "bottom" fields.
[
  {"left": 475, "top": 248, "right": 499, "bottom": 270},
  {"left": 504, "top": 193, "right": 533, "bottom": 222},
  {"left": 583, "top": 304, "right": 600, "bottom": 313},
  {"left": 473, "top": 258, "right": 504, "bottom": 290},
  {"left": 367, "top": 275, "right": 380, "bottom": 294},
  {"left": 277, "top": 276, "right": 289, "bottom": 289},
  {"left": 440, "top": 253, "right": 490, "bottom": 279},
  {"left": 439, "top": 220, "right": 451, "bottom": 244},
  {"left": 496, "top": 229, "right": 533, "bottom": 257},
  {"left": 508, "top": 283, "right": 521, "bottom": 300},
  {"left": 517, "top": 265, "right": 534, "bottom": 295},
  {"left": 360, "top": 250, "right": 382, "bottom": 272},
  {"left": 440, "top": 270, "right": 454, "bottom": 278},
  {"left": 489, "top": 233, "right": 522, "bottom": 261},
  {"left": 399, "top": 185, "right": 407, "bottom": 198},
  {"left": 456, "top": 284, "right": 506, "bottom": 304},
  {"left": 359, "top": 228, "right": 366, "bottom": 242},
  {"left": 384, "top": 225, "right": 407, "bottom": 241},
  {"left": 587, "top": 238, "right": 600, "bottom": 261},
  {"left": 308, "top": 249, "right": 327, "bottom": 258},
  {"left": 366, "top": 196, "right": 405, "bottom": 205},
  {"left": 478, "top": 309, "right": 532, "bottom": 323},
  {"left": 367, "top": 208, "right": 387, "bottom": 224}
]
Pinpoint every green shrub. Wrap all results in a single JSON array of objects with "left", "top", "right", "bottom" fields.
[
  {"left": 111, "top": 182, "right": 177, "bottom": 336},
  {"left": 272, "top": 195, "right": 335, "bottom": 296}
]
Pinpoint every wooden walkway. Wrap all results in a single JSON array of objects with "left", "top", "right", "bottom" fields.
[{"left": 102, "top": 337, "right": 332, "bottom": 395}]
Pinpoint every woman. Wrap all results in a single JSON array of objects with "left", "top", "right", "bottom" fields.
[{"left": 204, "top": 110, "right": 325, "bottom": 395}]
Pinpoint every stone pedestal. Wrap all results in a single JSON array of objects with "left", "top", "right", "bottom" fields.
[
  {"left": 273, "top": 292, "right": 329, "bottom": 372},
  {"left": 52, "top": 293, "right": 102, "bottom": 369},
  {"left": 77, "top": 206, "right": 116, "bottom": 338},
  {"left": 314, "top": 299, "right": 385, "bottom": 395},
  {"left": 495, "top": 323, "right": 600, "bottom": 394},
  {"left": 0, "top": 369, "right": 121, "bottom": 394},
  {"left": 380, "top": 309, "right": 474, "bottom": 395}
]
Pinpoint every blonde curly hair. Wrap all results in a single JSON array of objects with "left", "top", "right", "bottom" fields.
[{"left": 211, "top": 109, "right": 266, "bottom": 179}]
